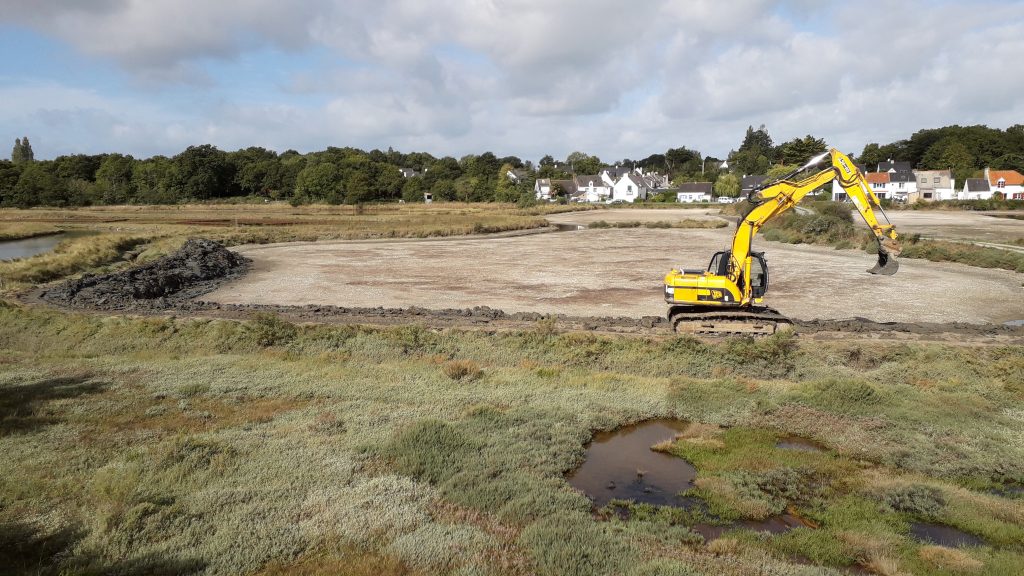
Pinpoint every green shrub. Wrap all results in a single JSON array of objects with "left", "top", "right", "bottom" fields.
[
  {"left": 246, "top": 313, "right": 298, "bottom": 347},
  {"left": 519, "top": 513, "right": 635, "bottom": 576},
  {"left": 796, "top": 378, "right": 882, "bottom": 413},
  {"left": 381, "top": 420, "right": 480, "bottom": 484},
  {"left": 879, "top": 485, "right": 945, "bottom": 518}
]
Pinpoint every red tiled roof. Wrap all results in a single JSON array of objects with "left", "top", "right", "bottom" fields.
[
  {"left": 988, "top": 170, "right": 1024, "bottom": 186},
  {"left": 866, "top": 172, "right": 890, "bottom": 184}
]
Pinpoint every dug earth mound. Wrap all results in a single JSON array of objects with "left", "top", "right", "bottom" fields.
[{"left": 39, "top": 238, "right": 250, "bottom": 310}]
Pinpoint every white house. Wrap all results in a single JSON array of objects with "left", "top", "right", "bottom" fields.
[
  {"left": 610, "top": 172, "right": 648, "bottom": 203},
  {"left": 832, "top": 169, "right": 917, "bottom": 202},
  {"left": 676, "top": 182, "right": 712, "bottom": 203},
  {"left": 534, "top": 178, "right": 552, "bottom": 200},
  {"left": 986, "top": 168, "right": 1024, "bottom": 199},
  {"left": 962, "top": 178, "right": 992, "bottom": 200},
  {"left": 574, "top": 175, "right": 610, "bottom": 203},
  {"left": 600, "top": 166, "right": 631, "bottom": 187}
]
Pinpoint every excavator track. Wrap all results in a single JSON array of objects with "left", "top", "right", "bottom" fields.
[{"left": 669, "top": 307, "right": 792, "bottom": 336}]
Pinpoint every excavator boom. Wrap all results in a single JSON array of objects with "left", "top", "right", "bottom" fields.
[{"left": 663, "top": 148, "right": 901, "bottom": 335}]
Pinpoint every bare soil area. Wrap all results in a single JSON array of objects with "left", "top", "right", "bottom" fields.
[
  {"left": 205, "top": 210, "right": 1024, "bottom": 325},
  {"left": 886, "top": 210, "right": 1024, "bottom": 243}
]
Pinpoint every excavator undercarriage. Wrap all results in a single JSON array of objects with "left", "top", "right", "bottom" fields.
[{"left": 668, "top": 306, "right": 792, "bottom": 336}]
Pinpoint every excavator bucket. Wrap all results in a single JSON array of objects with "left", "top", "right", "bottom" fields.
[{"left": 867, "top": 239, "right": 900, "bottom": 275}]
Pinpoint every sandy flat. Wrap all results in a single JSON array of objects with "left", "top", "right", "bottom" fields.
[{"left": 205, "top": 210, "right": 1024, "bottom": 324}]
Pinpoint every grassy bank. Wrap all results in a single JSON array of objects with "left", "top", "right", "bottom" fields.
[
  {"left": 2, "top": 305, "right": 1022, "bottom": 575},
  {"left": 0, "top": 223, "right": 62, "bottom": 242}
]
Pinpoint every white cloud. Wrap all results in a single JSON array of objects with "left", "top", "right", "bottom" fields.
[{"left": 2, "top": 0, "right": 1023, "bottom": 161}]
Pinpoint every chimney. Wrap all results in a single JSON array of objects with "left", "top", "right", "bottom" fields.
[{"left": 984, "top": 167, "right": 990, "bottom": 182}]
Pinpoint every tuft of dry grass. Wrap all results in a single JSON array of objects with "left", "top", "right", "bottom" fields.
[
  {"left": 918, "top": 545, "right": 983, "bottom": 573},
  {"left": 706, "top": 537, "right": 741, "bottom": 555},
  {"left": 442, "top": 359, "right": 483, "bottom": 381}
]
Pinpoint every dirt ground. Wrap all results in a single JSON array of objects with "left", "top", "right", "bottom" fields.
[
  {"left": 204, "top": 209, "right": 1024, "bottom": 324},
  {"left": 884, "top": 210, "right": 1024, "bottom": 244}
]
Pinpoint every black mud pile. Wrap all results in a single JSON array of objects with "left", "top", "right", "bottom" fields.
[{"left": 40, "top": 239, "right": 250, "bottom": 310}]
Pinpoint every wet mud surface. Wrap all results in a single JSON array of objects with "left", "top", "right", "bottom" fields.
[
  {"left": 37, "top": 239, "right": 250, "bottom": 310},
  {"left": 910, "top": 522, "right": 985, "bottom": 547}
]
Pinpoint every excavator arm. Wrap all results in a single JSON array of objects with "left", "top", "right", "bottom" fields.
[{"left": 727, "top": 148, "right": 901, "bottom": 291}]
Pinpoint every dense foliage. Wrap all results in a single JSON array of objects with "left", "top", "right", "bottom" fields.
[
  {"left": 4, "top": 123, "right": 1022, "bottom": 207},
  {"left": 0, "top": 145, "right": 541, "bottom": 208}
]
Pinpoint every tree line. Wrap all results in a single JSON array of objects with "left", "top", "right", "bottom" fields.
[{"left": 2, "top": 124, "right": 1021, "bottom": 207}]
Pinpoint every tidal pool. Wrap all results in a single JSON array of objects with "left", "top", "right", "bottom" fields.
[
  {"left": 910, "top": 522, "right": 984, "bottom": 547},
  {"left": 567, "top": 419, "right": 697, "bottom": 508}
]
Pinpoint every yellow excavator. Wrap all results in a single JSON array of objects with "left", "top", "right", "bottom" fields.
[{"left": 664, "top": 148, "right": 901, "bottom": 335}]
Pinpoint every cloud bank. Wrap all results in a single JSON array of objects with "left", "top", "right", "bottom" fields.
[{"left": 2, "top": 0, "right": 1023, "bottom": 160}]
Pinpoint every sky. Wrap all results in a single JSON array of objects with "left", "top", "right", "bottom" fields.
[{"left": 1, "top": 0, "right": 1023, "bottom": 163}]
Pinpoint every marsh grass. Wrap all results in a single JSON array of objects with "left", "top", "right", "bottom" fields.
[
  {"left": 0, "top": 222, "right": 61, "bottom": 241},
  {"left": 2, "top": 306, "right": 1023, "bottom": 575}
]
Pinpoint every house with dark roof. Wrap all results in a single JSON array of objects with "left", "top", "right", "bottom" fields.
[
  {"left": 962, "top": 178, "right": 992, "bottom": 200},
  {"left": 600, "top": 166, "right": 632, "bottom": 186},
  {"left": 877, "top": 159, "right": 912, "bottom": 174},
  {"left": 534, "top": 178, "right": 577, "bottom": 201},
  {"left": 676, "top": 182, "right": 713, "bottom": 203},
  {"left": 574, "top": 175, "right": 611, "bottom": 203},
  {"left": 398, "top": 168, "right": 421, "bottom": 178},
  {"left": 741, "top": 175, "right": 767, "bottom": 196}
]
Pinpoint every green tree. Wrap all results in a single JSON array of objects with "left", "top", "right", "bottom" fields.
[
  {"left": 0, "top": 160, "right": 22, "bottom": 205},
  {"left": 494, "top": 163, "right": 518, "bottom": 202},
  {"left": 401, "top": 176, "right": 425, "bottom": 203},
  {"left": 95, "top": 153, "right": 136, "bottom": 204},
  {"left": 12, "top": 163, "right": 64, "bottom": 207},
  {"left": 779, "top": 135, "right": 827, "bottom": 165},
  {"left": 937, "top": 141, "right": 976, "bottom": 185},
  {"left": 10, "top": 137, "right": 34, "bottom": 164},
  {"left": 21, "top": 137, "right": 34, "bottom": 163},
  {"left": 713, "top": 173, "right": 740, "bottom": 198},
  {"left": 294, "top": 162, "right": 343, "bottom": 204},
  {"left": 566, "top": 151, "right": 602, "bottom": 175},
  {"left": 169, "top": 145, "right": 235, "bottom": 200},
  {"left": 132, "top": 157, "right": 175, "bottom": 204},
  {"left": 766, "top": 164, "right": 800, "bottom": 180}
]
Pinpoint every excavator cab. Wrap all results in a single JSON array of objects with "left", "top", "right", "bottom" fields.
[
  {"left": 749, "top": 252, "right": 769, "bottom": 298},
  {"left": 705, "top": 250, "right": 769, "bottom": 299}
]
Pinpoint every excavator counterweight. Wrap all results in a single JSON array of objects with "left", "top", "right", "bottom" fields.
[{"left": 664, "top": 148, "right": 901, "bottom": 335}]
